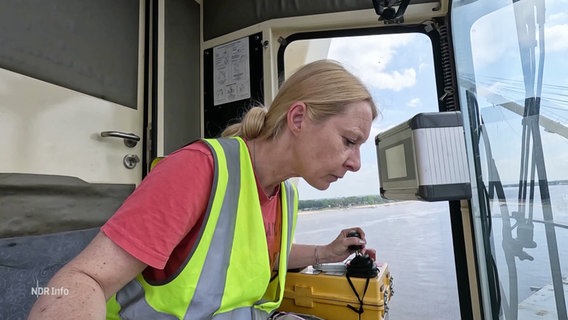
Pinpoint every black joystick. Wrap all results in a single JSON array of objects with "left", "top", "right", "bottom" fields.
[{"left": 347, "top": 231, "right": 363, "bottom": 252}]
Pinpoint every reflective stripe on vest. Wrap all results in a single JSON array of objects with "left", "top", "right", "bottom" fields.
[{"left": 108, "top": 137, "right": 298, "bottom": 320}]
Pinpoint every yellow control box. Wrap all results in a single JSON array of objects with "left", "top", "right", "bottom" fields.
[{"left": 279, "top": 263, "right": 392, "bottom": 320}]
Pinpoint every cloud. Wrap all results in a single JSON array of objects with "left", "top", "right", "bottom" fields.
[
  {"left": 329, "top": 34, "right": 418, "bottom": 92},
  {"left": 470, "top": 11, "right": 519, "bottom": 68},
  {"left": 371, "top": 68, "right": 417, "bottom": 91},
  {"left": 418, "top": 62, "right": 430, "bottom": 73},
  {"left": 546, "top": 23, "right": 568, "bottom": 52},
  {"left": 547, "top": 11, "right": 568, "bottom": 25},
  {"left": 407, "top": 98, "right": 422, "bottom": 108},
  {"left": 469, "top": 2, "right": 568, "bottom": 67},
  {"left": 329, "top": 34, "right": 415, "bottom": 67}
]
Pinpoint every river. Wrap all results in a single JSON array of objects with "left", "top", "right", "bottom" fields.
[{"left": 293, "top": 185, "right": 568, "bottom": 319}]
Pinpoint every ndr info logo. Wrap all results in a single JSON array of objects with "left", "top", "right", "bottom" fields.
[{"left": 31, "top": 280, "right": 69, "bottom": 298}]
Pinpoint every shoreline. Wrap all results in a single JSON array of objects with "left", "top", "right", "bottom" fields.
[{"left": 298, "top": 201, "right": 416, "bottom": 215}]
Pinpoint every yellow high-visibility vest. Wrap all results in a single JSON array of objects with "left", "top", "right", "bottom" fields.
[{"left": 107, "top": 137, "right": 298, "bottom": 319}]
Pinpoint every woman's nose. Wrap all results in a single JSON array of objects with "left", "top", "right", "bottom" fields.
[{"left": 344, "top": 148, "right": 361, "bottom": 172}]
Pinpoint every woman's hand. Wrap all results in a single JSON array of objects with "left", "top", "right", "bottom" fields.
[
  {"left": 287, "top": 227, "right": 377, "bottom": 269},
  {"left": 321, "top": 227, "right": 376, "bottom": 262}
]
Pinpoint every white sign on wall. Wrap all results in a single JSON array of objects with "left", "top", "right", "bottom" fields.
[{"left": 213, "top": 37, "right": 251, "bottom": 106}]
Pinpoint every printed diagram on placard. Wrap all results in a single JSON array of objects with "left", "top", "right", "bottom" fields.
[{"left": 213, "top": 37, "right": 251, "bottom": 106}]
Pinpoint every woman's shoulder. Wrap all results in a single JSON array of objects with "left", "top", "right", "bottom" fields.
[
  {"left": 164, "top": 140, "right": 214, "bottom": 161},
  {"left": 150, "top": 140, "right": 213, "bottom": 174}
]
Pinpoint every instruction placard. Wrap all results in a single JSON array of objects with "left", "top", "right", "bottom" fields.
[{"left": 213, "top": 37, "right": 251, "bottom": 106}]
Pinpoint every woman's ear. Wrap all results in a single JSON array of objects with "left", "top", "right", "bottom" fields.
[{"left": 287, "top": 102, "right": 307, "bottom": 134}]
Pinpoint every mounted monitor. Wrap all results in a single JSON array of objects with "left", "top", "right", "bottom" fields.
[{"left": 375, "top": 111, "right": 471, "bottom": 201}]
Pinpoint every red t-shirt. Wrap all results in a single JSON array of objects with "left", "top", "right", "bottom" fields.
[{"left": 101, "top": 141, "right": 281, "bottom": 282}]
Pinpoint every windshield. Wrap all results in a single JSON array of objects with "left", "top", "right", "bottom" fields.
[{"left": 452, "top": 0, "right": 568, "bottom": 318}]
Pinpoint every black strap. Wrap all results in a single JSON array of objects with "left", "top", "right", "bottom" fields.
[
  {"left": 346, "top": 274, "right": 371, "bottom": 319},
  {"left": 345, "top": 254, "right": 378, "bottom": 320}
]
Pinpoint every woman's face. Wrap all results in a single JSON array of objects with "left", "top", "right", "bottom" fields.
[{"left": 296, "top": 100, "right": 374, "bottom": 190}]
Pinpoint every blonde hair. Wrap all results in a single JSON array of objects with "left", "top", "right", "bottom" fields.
[{"left": 222, "top": 59, "right": 378, "bottom": 140}]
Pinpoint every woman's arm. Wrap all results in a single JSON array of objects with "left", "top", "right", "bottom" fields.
[
  {"left": 28, "top": 232, "right": 147, "bottom": 320},
  {"left": 287, "top": 227, "right": 376, "bottom": 269}
]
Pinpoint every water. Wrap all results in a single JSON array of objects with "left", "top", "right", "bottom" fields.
[
  {"left": 488, "top": 185, "right": 568, "bottom": 318},
  {"left": 294, "top": 185, "right": 568, "bottom": 320},
  {"left": 295, "top": 201, "right": 460, "bottom": 319}
]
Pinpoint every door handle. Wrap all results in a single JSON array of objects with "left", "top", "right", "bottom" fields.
[{"left": 100, "top": 131, "right": 140, "bottom": 148}]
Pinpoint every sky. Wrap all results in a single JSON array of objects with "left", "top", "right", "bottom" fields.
[
  {"left": 294, "top": 2, "right": 568, "bottom": 200},
  {"left": 294, "top": 33, "right": 439, "bottom": 200},
  {"left": 464, "top": 0, "right": 568, "bottom": 184}
]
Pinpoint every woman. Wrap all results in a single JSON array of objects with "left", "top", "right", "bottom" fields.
[{"left": 28, "top": 60, "right": 378, "bottom": 320}]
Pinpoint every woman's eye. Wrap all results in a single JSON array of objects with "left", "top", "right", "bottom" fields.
[{"left": 344, "top": 137, "right": 356, "bottom": 146}]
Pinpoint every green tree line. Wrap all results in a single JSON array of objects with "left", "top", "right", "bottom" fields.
[{"left": 298, "top": 195, "right": 393, "bottom": 211}]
